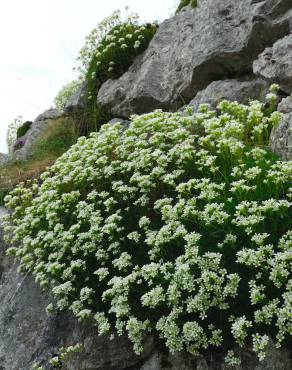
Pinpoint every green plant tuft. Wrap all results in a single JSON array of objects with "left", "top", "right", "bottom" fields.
[
  {"left": 16, "top": 121, "right": 32, "bottom": 139},
  {"left": 54, "top": 80, "right": 82, "bottom": 112},
  {"left": 4, "top": 87, "right": 292, "bottom": 361},
  {"left": 176, "top": 0, "right": 197, "bottom": 14},
  {"left": 74, "top": 9, "right": 158, "bottom": 135}
]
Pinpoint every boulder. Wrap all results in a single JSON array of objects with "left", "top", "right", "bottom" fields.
[
  {"left": 12, "top": 109, "right": 62, "bottom": 162},
  {"left": 253, "top": 34, "right": 292, "bottom": 94},
  {"left": 97, "top": 0, "right": 292, "bottom": 117},
  {"left": 184, "top": 78, "right": 270, "bottom": 112},
  {"left": 270, "top": 95, "right": 292, "bottom": 160},
  {"left": 64, "top": 81, "right": 88, "bottom": 117}
]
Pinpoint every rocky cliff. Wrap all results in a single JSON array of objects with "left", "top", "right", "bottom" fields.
[{"left": 0, "top": 1, "right": 292, "bottom": 369}]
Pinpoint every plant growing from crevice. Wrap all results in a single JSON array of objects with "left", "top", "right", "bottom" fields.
[
  {"left": 176, "top": 0, "right": 197, "bottom": 14},
  {"left": 32, "top": 343, "right": 84, "bottom": 370},
  {"left": 6, "top": 116, "right": 24, "bottom": 154},
  {"left": 74, "top": 9, "right": 158, "bottom": 135},
  {"left": 54, "top": 80, "right": 82, "bottom": 112},
  {"left": 16, "top": 121, "right": 33, "bottom": 139}
]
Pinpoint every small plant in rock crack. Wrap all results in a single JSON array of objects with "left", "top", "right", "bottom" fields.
[{"left": 31, "top": 343, "right": 84, "bottom": 370}]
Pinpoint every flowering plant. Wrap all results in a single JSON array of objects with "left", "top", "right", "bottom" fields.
[
  {"left": 13, "top": 137, "right": 27, "bottom": 151},
  {"left": 76, "top": 9, "right": 157, "bottom": 79},
  {"left": 6, "top": 116, "right": 24, "bottom": 154},
  {"left": 54, "top": 80, "right": 82, "bottom": 112},
  {"left": 4, "top": 86, "right": 292, "bottom": 362},
  {"left": 74, "top": 9, "right": 157, "bottom": 133}
]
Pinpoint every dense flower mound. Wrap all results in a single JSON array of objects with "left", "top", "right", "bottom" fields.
[
  {"left": 4, "top": 88, "right": 292, "bottom": 363},
  {"left": 77, "top": 9, "right": 157, "bottom": 81},
  {"left": 73, "top": 9, "right": 157, "bottom": 133},
  {"left": 84, "top": 18, "right": 157, "bottom": 125}
]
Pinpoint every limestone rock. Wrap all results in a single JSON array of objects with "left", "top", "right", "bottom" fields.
[
  {"left": 64, "top": 81, "right": 88, "bottom": 117},
  {"left": 0, "top": 153, "right": 9, "bottom": 167},
  {"left": 253, "top": 34, "right": 292, "bottom": 94},
  {"left": 184, "top": 78, "right": 270, "bottom": 112},
  {"left": 97, "top": 0, "right": 292, "bottom": 117},
  {"left": 270, "top": 95, "right": 292, "bottom": 160},
  {"left": 12, "top": 109, "right": 62, "bottom": 162}
]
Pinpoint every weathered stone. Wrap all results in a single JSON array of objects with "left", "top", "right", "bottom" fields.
[
  {"left": 97, "top": 0, "right": 292, "bottom": 117},
  {"left": 12, "top": 109, "right": 62, "bottom": 162},
  {"left": 270, "top": 95, "right": 292, "bottom": 160},
  {"left": 0, "top": 153, "right": 9, "bottom": 167},
  {"left": 64, "top": 81, "right": 88, "bottom": 117},
  {"left": 13, "top": 135, "right": 27, "bottom": 151},
  {"left": 254, "top": 34, "right": 292, "bottom": 94},
  {"left": 184, "top": 78, "right": 270, "bottom": 112}
]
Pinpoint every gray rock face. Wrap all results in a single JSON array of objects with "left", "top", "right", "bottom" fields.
[
  {"left": 64, "top": 81, "right": 88, "bottom": 117},
  {"left": 12, "top": 109, "right": 62, "bottom": 162},
  {"left": 270, "top": 95, "right": 292, "bottom": 160},
  {"left": 184, "top": 78, "right": 270, "bottom": 112},
  {"left": 97, "top": 0, "right": 292, "bottom": 117},
  {"left": 254, "top": 34, "right": 292, "bottom": 94},
  {"left": 0, "top": 153, "right": 9, "bottom": 167}
]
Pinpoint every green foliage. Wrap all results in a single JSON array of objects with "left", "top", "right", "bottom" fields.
[
  {"left": 31, "top": 117, "right": 78, "bottom": 160},
  {"left": 6, "top": 116, "right": 23, "bottom": 154},
  {"left": 0, "top": 118, "right": 78, "bottom": 206},
  {"left": 16, "top": 121, "right": 32, "bottom": 139},
  {"left": 4, "top": 87, "right": 292, "bottom": 361},
  {"left": 176, "top": 0, "right": 197, "bottom": 14},
  {"left": 0, "top": 188, "right": 8, "bottom": 206},
  {"left": 75, "top": 9, "right": 157, "bottom": 135},
  {"left": 32, "top": 343, "right": 84, "bottom": 370},
  {"left": 54, "top": 80, "right": 82, "bottom": 112}
]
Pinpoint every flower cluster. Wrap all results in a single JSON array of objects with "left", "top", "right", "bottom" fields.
[
  {"left": 4, "top": 87, "right": 291, "bottom": 361},
  {"left": 76, "top": 9, "right": 156, "bottom": 78},
  {"left": 32, "top": 343, "right": 84, "bottom": 370},
  {"left": 84, "top": 11, "right": 157, "bottom": 107},
  {"left": 54, "top": 79, "right": 82, "bottom": 112},
  {"left": 73, "top": 8, "right": 157, "bottom": 133}
]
